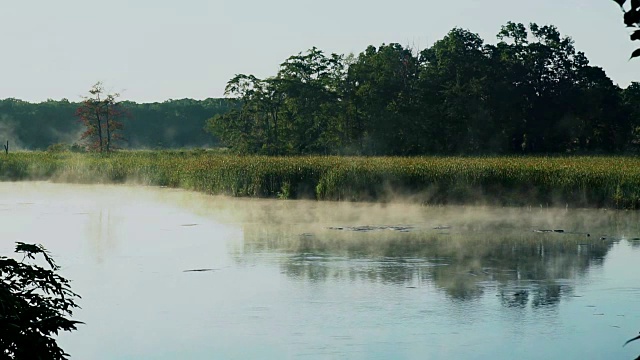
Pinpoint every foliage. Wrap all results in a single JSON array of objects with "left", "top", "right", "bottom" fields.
[
  {"left": 46, "top": 143, "right": 71, "bottom": 153},
  {"left": 0, "top": 22, "right": 638, "bottom": 155},
  {"left": 611, "top": 0, "right": 640, "bottom": 58},
  {"left": 2, "top": 151, "right": 640, "bottom": 208},
  {"left": 207, "top": 22, "right": 639, "bottom": 155},
  {"left": 125, "top": 98, "right": 233, "bottom": 149},
  {"left": 208, "top": 48, "right": 346, "bottom": 155},
  {"left": 45, "top": 143, "right": 86, "bottom": 154},
  {"left": 0, "top": 242, "right": 82, "bottom": 359},
  {"left": 76, "top": 82, "right": 127, "bottom": 153},
  {"left": 0, "top": 98, "right": 231, "bottom": 150}
]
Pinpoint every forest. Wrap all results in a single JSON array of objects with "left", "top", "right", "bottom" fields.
[
  {"left": 1, "top": 22, "right": 640, "bottom": 156},
  {"left": 208, "top": 22, "right": 640, "bottom": 155},
  {"left": 0, "top": 97, "right": 231, "bottom": 150}
]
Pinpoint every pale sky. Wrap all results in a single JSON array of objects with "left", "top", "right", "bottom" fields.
[{"left": 0, "top": 0, "right": 635, "bottom": 103}]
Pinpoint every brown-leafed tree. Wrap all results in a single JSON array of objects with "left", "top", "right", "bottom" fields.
[{"left": 76, "top": 82, "right": 126, "bottom": 152}]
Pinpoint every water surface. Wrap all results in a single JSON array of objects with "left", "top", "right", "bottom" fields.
[{"left": 1, "top": 182, "right": 639, "bottom": 359}]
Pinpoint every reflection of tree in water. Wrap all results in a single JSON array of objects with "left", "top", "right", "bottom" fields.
[
  {"left": 531, "top": 283, "right": 563, "bottom": 307},
  {"left": 234, "top": 223, "right": 617, "bottom": 307},
  {"left": 629, "top": 239, "right": 640, "bottom": 249},
  {"left": 415, "top": 233, "right": 609, "bottom": 303},
  {"left": 499, "top": 283, "right": 565, "bottom": 309}
]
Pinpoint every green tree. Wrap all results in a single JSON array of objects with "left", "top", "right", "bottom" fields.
[
  {"left": 488, "top": 23, "right": 594, "bottom": 153},
  {"left": 621, "top": 81, "right": 640, "bottom": 149},
  {"left": 207, "top": 23, "right": 634, "bottom": 156},
  {"left": 125, "top": 98, "right": 230, "bottom": 149},
  {"left": 347, "top": 43, "right": 420, "bottom": 154},
  {"left": 208, "top": 48, "right": 347, "bottom": 155},
  {"left": 0, "top": 97, "right": 230, "bottom": 150},
  {"left": 275, "top": 47, "right": 346, "bottom": 154},
  {"left": 568, "top": 66, "right": 628, "bottom": 152},
  {"left": 418, "top": 28, "right": 492, "bottom": 154},
  {"left": 206, "top": 74, "right": 276, "bottom": 154}
]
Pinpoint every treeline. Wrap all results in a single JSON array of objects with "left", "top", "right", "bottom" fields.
[
  {"left": 207, "top": 22, "right": 640, "bottom": 155},
  {"left": 0, "top": 98, "right": 231, "bottom": 150}
]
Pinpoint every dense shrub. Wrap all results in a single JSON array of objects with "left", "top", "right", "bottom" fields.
[{"left": 1, "top": 243, "right": 82, "bottom": 359}]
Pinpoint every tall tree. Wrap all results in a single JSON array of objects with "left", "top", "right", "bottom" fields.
[
  {"left": 207, "top": 74, "right": 277, "bottom": 154},
  {"left": 208, "top": 23, "right": 633, "bottom": 156},
  {"left": 569, "top": 66, "right": 627, "bottom": 152},
  {"left": 347, "top": 43, "right": 420, "bottom": 154},
  {"left": 76, "top": 82, "right": 126, "bottom": 152},
  {"left": 621, "top": 81, "right": 640, "bottom": 149},
  {"left": 419, "top": 28, "right": 491, "bottom": 153},
  {"left": 209, "top": 48, "right": 347, "bottom": 155},
  {"left": 490, "top": 23, "right": 591, "bottom": 153},
  {"left": 275, "top": 47, "right": 346, "bottom": 154}
]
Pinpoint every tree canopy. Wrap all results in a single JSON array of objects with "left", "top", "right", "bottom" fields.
[
  {"left": 76, "top": 82, "right": 127, "bottom": 152},
  {"left": 0, "top": 22, "right": 637, "bottom": 155},
  {"left": 0, "top": 97, "right": 231, "bottom": 150},
  {"left": 207, "top": 23, "right": 640, "bottom": 155}
]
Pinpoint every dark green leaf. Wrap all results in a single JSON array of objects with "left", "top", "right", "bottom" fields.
[
  {"left": 1, "top": 242, "right": 81, "bottom": 358},
  {"left": 16, "top": 242, "right": 43, "bottom": 254},
  {"left": 634, "top": 0, "right": 640, "bottom": 9},
  {"left": 631, "top": 30, "right": 640, "bottom": 40},
  {"left": 614, "top": 0, "right": 626, "bottom": 7},
  {"left": 625, "top": 9, "right": 640, "bottom": 26},
  {"left": 623, "top": 333, "right": 640, "bottom": 346},
  {"left": 630, "top": 48, "right": 640, "bottom": 59}
]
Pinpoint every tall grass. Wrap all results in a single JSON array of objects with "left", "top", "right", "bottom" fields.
[{"left": 1, "top": 151, "right": 639, "bottom": 208}]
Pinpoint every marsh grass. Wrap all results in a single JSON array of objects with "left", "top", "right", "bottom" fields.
[{"left": 1, "top": 151, "right": 640, "bottom": 208}]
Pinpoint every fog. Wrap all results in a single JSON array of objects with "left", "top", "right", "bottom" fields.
[
  {"left": 0, "top": 114, "right": 25, "bottom": 150},
  {"left": 3, "top": 182, "right": 640, "bottom": 359}
]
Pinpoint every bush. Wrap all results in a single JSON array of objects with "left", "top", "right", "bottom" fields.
[
  {"left": 0, "top": 243, "right": 82, "bottom": 359},
  {"left": 46, "top": 143, "right": 70, "bottom": 153},
  {"left": 69, "top": 143, "right": 86, "bottom": 153}
]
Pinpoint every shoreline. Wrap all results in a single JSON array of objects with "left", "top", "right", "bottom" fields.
[{"left": 1, "top": 151, "right": 639, "bottom": 209}]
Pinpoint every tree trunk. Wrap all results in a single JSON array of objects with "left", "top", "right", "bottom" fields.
[
  {"left": 95, "top": 106, "right": 103, "bottom": 153},
  {"left": 105, "top": 101, "right": 111, "bottom": 153}
]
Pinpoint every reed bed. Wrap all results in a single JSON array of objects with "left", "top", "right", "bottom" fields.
[{"left": 1, "top": 151, "right": 639, "bottom": 208}]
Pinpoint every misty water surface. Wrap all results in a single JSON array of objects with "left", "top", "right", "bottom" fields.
[{"left": 1, "top": 182, "right": 639, "bottom": 359}]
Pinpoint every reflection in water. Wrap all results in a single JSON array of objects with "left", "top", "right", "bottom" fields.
[
  {"left": 236, "top": 217, "right": 618, "bottom": 306},
  {"left": 2, "top": 182, "right": 640, "bottom": 360},
  {"left": 86, "top": 209, "right": 114, "bottom": 263}
]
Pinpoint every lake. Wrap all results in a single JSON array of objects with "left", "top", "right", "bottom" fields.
[{"left": 1, "top": 182, "right": 639, "bottom": 359}]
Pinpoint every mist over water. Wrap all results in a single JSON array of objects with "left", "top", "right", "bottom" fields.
[{"left": 2, "top": 182, "right": 639, "bottom": 359}]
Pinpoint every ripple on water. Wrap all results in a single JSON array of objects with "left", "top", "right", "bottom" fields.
[{"left": 5, "top": 182, "right": 638, "bottom": 360}]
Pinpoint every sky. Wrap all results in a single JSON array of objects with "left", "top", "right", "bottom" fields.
[{"left": 0, "top": 0, "right": 636, "bottom": 103}]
